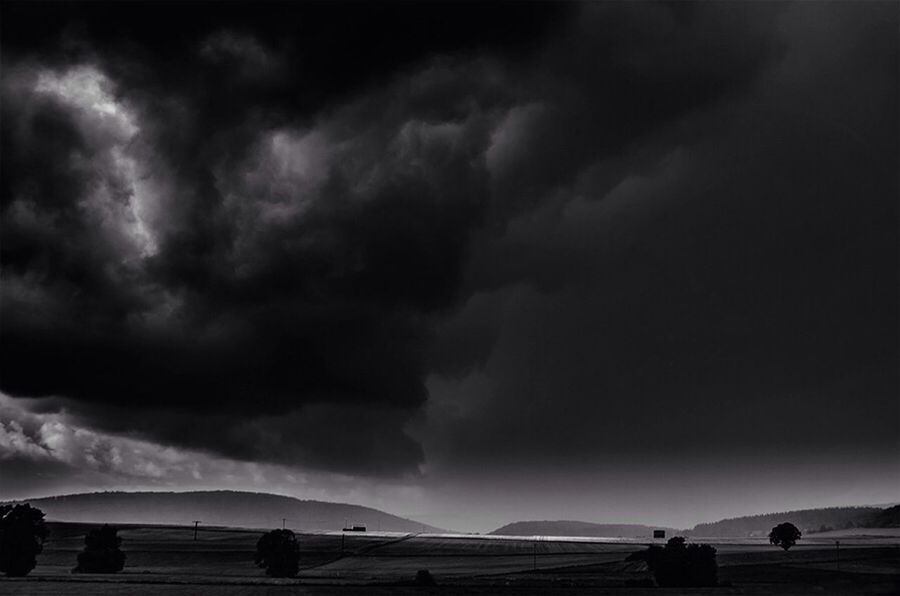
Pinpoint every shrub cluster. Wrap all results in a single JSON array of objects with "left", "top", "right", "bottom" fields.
[
  {"left": 627, "top": 536, "right": 718, "bottom": 587},
  {"left": 255, "top": 529, "right": 300, "bottom": 577},
  {"left": 74, "top": 524, "right": 126, "bottom": 573},
  {"left": 0, "top": 504, "right": 49, "bottom": 577}
]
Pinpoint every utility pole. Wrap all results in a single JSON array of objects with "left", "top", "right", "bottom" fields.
[
  {"left": 835, "top": 540, "right": 840, "bottom": 572},
  {"left": 533, "top": 541, "right": 537, "bottom": 571},
  {"left": 282, "top": 518, "right": 287, "bottom": 530},
  {"left": 192, "top": 521, "right": 200, "bottom": 541},
  {"left": 341, "top": 530, "right": 345, "bottom": 554}
]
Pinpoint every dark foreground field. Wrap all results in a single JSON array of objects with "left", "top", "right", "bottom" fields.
[{"left": 1, "top": 523, "right": 897, "bottom": 595}]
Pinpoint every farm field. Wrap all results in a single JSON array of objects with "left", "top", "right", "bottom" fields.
[{"left": 0, "top": 522, "right": 897, "bottom": 595}]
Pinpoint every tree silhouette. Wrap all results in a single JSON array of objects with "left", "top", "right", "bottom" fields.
[
  {"left": 74, "top": 525, "right": 126, "bottom": 573},
  {"left": 0, "top": 504, "right": 49, "bottom": 577},
  {"left": 626, "top": 536, "right": 718, "bottom": 587},
  {"left": 769, "top": 522, "right": 802, "bottom": 551},
  {"left": 255, "top": 529, "right": 300, "bottom": 577}
]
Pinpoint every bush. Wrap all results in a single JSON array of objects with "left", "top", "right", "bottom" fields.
[
  {"left": 624, "top": 578, "right": 655, "bottom": 587},
  {"left": 255, "top": 529, "right": 300, "bottom": 577},
  {"left": 73, "top": 525, "right": 126, "bottom": 573},
  {"left": 0, "top": 504, "right": 49, "bottom": 577},
  {"left": 415, "top": 569, "right": 437, "bottom": 586},
  {"left": 627, "top": 536, "right": 718, "bottom": 587}
]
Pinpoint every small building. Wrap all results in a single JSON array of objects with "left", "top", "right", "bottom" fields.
[
  {"left": 343, "top": 525, "right": 367, "bottom": 532},
  {"left": 653, "top": 530, "right": 666, "bottom": 539}
]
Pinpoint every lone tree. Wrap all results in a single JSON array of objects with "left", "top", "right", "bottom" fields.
[
  {"left": 769, "top": 522, "right": 802, "bottom": 551},
  {"left": 74, "top": 525, "right": 126, "bottom": 573},
  {"left": 0, "top": 504, "right": 49, "bottom": 577},
  {"left": 255, "top": 529, "right": 300, "bottom": 577},
  {"left": 626, "top": 536, "right": 718, "bottom": 587}
]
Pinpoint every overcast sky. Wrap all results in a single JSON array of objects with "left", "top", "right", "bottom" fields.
[{"left": 1, "top": 1, "right": 897, "bottom": 532}]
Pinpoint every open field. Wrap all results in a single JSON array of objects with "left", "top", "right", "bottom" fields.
[{"left": 0, "top": 522, "right": 897, "bottom": 594}]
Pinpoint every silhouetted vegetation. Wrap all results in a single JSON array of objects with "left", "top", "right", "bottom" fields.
[
  {"left": 624, "top": 578, "right": 655, "bottom": 587},
  {"left": 769, "top": 522, "right": 801, "bottom": 551},
  {"left": 0, "top": 504, "right": 49, "bottom": 577},
  {"left": 255, "top": 529, "right": 300, "bottom": 577},
  {"left": 415, "top": 569, "right": 437, "bottom": 586},
  {"left": 626, "top": 536, "right": 718, "bottom": 587},
  {"left": 73, "top": 524, "right": 126, "bottom": 573},
  {"left": 865, "top": 505, "right": 900, "bottom": 528}
]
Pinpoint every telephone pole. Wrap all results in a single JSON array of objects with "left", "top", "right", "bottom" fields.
[
  {"left": 192, "top": 521, "right": 201, "bottom": 541},
  {"left": 282, "top": 518, "right": 287, "bottom": 530}
]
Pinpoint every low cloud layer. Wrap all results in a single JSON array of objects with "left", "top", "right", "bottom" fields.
[
  {"left": 0, "top": 393, "right": 426, "bottom": 516},
  {"left": 0, "top": 392, "right": 268, "bottom": 496}
]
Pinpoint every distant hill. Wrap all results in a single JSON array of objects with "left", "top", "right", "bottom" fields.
[
  {"left": 688, "top": 507, "right": 883, "bottom": 537},
  {"left": 6, "top": 491, "right": 443, "bottom": 533},
  {"left": 492, "top": 505, "right": 900, "bottom": 539},
  {"left": 490, "top": 520, "right": 680, "bottom": 538}
]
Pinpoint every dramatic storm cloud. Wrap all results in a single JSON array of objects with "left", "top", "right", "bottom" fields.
[{"left": 1, "top": 2, "right": 896, "bottom": 529}]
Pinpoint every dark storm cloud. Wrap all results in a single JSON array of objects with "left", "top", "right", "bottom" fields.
[
  {"left": 481, "top": 1, "right": 783, "bottom": 222},
  {"left": 2, "top": 1, "right": 893, "bottom": 481},
  {"left": 0, "top": 52, "right": 497, "bottom": 473},
  {"left": 422, "top": 2, "right": 898, "bottom": 472},
  {"left": 1, "top": 1, "right": 568, "bottom": 474}
]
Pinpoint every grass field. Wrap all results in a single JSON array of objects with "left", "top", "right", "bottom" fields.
[{"left": 0, "top": 522, "right": 897, "bottom": 594}]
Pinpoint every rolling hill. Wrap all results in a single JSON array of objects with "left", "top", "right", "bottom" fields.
[
  {"left": 5, "top": 490, "right": 443, "bottom": 533},
  {"left": 490, "top": 520, "right": 680, "bottom": 538}
]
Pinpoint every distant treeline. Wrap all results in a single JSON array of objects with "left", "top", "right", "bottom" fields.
[
  {"left": 688, "top": 506, "right": 899, "bottom": 537},
  {"left": 867, "top": 506, "right": 900, "bottom": 528}
]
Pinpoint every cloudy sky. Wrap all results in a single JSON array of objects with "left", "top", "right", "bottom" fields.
[{"left": 1, "top": 1, "right": 897, "bottom": 532}]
